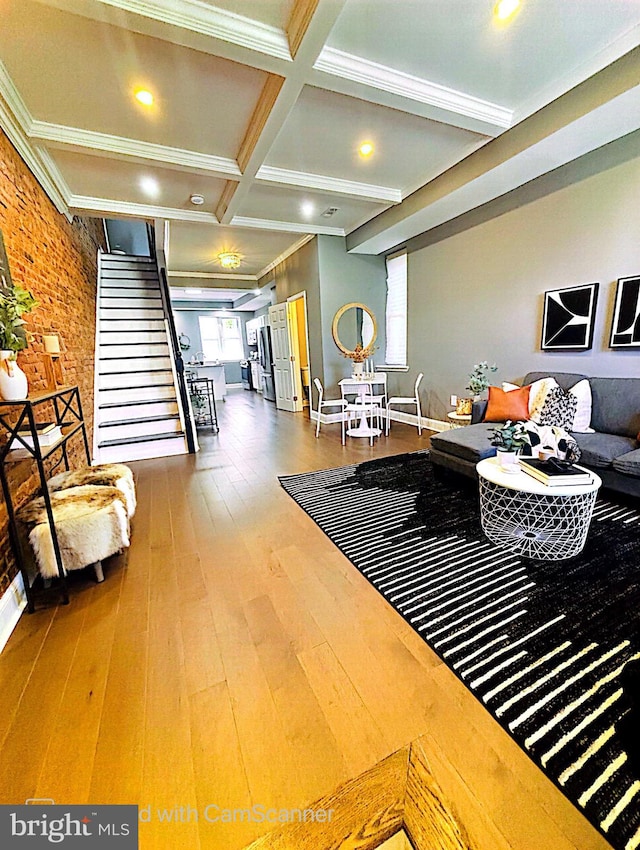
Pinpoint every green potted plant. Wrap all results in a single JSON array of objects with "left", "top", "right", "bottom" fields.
[
  {"left": 489, "top": 420, "right": 531, "bottom": 470},
  {"left": 0, "top": 282, "right": 38, "bottom": 400},
  {"left": 466, "top": 361, "right": 498, "bottom": 397}
]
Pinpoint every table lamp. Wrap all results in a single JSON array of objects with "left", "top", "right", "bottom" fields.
[{"left": 43, "top": 334, "right": 64, "bottom": 389}]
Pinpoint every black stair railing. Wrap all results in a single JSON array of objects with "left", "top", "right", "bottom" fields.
[{"left": 147, "top": 224, "right": 196, "bottom": 453}]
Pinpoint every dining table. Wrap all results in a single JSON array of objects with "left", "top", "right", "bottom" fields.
[{"left": 339, "top": 374, "right": 387, "bottom": 439}]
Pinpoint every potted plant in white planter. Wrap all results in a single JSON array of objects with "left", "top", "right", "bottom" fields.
[
  {"left": 489, "top": 420, "right": 531, "bottom": 471},
  {"left": 0, "top": 281, "right": 38, "bottom": 400}
]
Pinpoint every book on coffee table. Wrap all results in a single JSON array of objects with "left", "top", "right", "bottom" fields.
[{"left": 519, "top": 458, "right": 593, "bottom": 487}]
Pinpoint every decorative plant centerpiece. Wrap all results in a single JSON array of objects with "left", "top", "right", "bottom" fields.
[
  {"left": 0, "top": 281, "right": 38, "bottom": 400},
  {"left": 343, "top": 342, "right": 377, "bottom": 375},
  {"left": 489, "top": 420, "right": 531, "bottom": 470}
]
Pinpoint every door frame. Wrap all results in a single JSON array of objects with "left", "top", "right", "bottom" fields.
[{"left": 287, "top": 291, "right": 311, "bottom": 411}]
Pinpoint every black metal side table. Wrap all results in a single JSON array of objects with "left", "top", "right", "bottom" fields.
[{"left": 187, "top": 378, "right": 218, "bottom": 432}]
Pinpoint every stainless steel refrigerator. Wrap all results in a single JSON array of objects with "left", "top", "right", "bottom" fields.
[{"left": 258, "top": 325, "right": 276, "bottom": 402}]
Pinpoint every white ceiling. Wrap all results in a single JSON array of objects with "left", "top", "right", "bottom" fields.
[{"left": 0, "top": 0, "right": 638, "bottom": 294}]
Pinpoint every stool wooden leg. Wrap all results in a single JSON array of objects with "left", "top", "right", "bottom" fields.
[{"left": 94, "top": 561, "right": 104, "bottom": 583}]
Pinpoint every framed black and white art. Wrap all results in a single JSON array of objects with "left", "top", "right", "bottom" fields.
[
  {"left": 541, "top": 282, "right": 599, "bottom": 351},
  {"left": 609, "top": 275, "right": 640, "bottom": 349}
]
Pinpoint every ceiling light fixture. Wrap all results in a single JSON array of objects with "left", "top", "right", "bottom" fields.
[
  {"left": 494, "top": 0, "right": 520, "bottom": 22},
  {"left": 190, "top": 193, "right": 205, "bottom": 205},
  {"left": 218, "top": 252, "right": 242, "bottom": 269},
  {"left": 139, "top": 176, "right": 160, "bottom": 198},
  {"left": 134, "top": 88, "right": 154, "bottom": 106},
  {"left": 301, "top": 201, "right": 315, "bottom": 218},
  {"left": 253, "top": 288, "right": 261, "bottom": 295},
  {"left": 359, "top": 141, "right": 374, "bottom": 158}
]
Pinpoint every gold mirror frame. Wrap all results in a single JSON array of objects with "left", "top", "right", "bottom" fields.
[{"left": 332, "top": 303, "right": 377, "bottom": 356}]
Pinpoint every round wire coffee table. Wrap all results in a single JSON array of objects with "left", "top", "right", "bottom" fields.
[{"left": 476, "top": 458, "right": 601, "bottom": 560}]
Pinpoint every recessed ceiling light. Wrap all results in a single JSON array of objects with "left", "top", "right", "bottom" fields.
[
  {"left": 359, "top": 141, "right": 374, "bottom": 158},
  {"left": 134, "top": 88, "right": 154, "bottom": 107},
  {"left": 190, "top": 193, "right": 205, "bottom": 205},
  {"left": 301, "top": 201, "right": 315, "bottom": 218},
  {"left": 139, "top": 176, "right": 160, "bottom": 199},
  {"left": 253, "top": 288, "right": 261, "bottom": 295},
  {"left": 494, "top": 0, "right": 520, "bottom": 22},
  {"left": 218, "top": 252, "right": 242, "bottom": 269}
]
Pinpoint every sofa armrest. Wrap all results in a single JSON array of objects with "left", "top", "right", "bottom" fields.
[{"left": 471, "top": 400, "right": 487, "bottom": 424}]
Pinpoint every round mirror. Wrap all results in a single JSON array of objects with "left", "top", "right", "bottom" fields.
[{"left": 332, "top": 303, "right": 377, "bottom": 356}]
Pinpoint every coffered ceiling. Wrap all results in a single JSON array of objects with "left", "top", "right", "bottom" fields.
[{"left": 0, "top": 0, "right": 638, "bottom": 296}]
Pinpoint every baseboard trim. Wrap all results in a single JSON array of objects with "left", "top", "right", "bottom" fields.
[
  {"left": 0, "top": 572, "right": 27, "bottom": 654},
  {"left": 310, "top": 409, "right": 450, "bottom": 433}
]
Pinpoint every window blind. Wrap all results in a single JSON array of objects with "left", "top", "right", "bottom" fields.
[{"left": 385, "top": 253, "right": 407, "bottom": 366}]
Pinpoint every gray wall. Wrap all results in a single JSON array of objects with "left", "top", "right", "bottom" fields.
[
  {"left": 172, "top": 307, "right": 250, "bottom": 384},
  {"left": 407, "top": 154, "right": 640, "bottom": 422},
  {"left": 317, "top": 235, "right": 387, "bottom": 389},
  {"left": 105, "top": 219, "right": 150, "bottom": 256}
]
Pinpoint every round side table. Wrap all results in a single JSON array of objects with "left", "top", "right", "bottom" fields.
[
  {"left": 476, "top": 457, "right": 601, "bottom": 560},
  {"left": 447, "top": 412, "right": 472, "bottom": 429}
]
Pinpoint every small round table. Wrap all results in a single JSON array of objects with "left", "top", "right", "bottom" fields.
[
  {"left": 447, "top": 411, "right": 472, "bottom": 428},
  {"left": 476, "top": 457, "right": 601, "bottom": 560}
]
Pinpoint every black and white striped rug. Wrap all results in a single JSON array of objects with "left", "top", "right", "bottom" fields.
[{"left": 279, "top": 450, "right": 640, "bottom": 850}]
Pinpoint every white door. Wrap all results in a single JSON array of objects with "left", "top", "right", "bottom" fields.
[{"left": 269, "top": 303, "right": 302, "bottom": 412}]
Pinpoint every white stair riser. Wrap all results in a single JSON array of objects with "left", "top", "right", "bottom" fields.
[
  {"left": 99, "top": 385, "right": 178, "bottom": 404},
  {"left": 99, "top": 418, "right": 182, "bottom": 440},
  {"left": 98, "top": 401, "right": 179, "bottom": 422},
  {"left": 95, "top": 437, "right": 188, "bottom": 464},
  {"left": 100, "top": 285, "right": 160, "bottom": 296},
  {"left": 100, "top": 319, "right": 165, "bottom": 332},
  {"left": 100, "top": 297, "right": 163, "bottom": 310},
  {"left": 99, "top": 343, "right": 170, "bottom": 358},
  {"left": 100, "top": 372, "right": 173, "bottom": 389},
  {"left": 99, "top": 356, "right": 173, "bottom": 374},
  {"left": 99, "top": 330, "right": 167, "bottom": 344},
  {"left": 100, "top": 308, "right": 163, "bottom": 320}
]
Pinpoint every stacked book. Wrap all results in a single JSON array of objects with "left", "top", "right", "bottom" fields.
[
  {"left": 519, "top": 457, "right": 593, "bottom": 486},
  {"left": 11, "top": 422, "right": 63, "bottom": 451}
]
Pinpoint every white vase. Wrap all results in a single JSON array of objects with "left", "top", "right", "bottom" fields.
[
  {"left": 352, "top": 362, "right": 364, "bottom": 376},
  {"left": 0, "top": 351, "right": 28, "bottom": 401},
  {"left": 497, "top": 448, "right": 519, "bottom": 471}
]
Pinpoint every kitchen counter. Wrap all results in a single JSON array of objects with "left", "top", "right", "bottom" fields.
[{"left": 185, "top": 362, "right": 226, "bottom": 400}]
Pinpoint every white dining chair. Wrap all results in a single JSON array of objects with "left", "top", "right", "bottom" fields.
[
  {"left": 313, "top": 378, "right": 348, "bottom": 444},
  {"left": 386, "top": 372, "right": 424, "bottom": 435}
]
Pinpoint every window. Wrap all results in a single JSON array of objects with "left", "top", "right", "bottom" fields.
[
  {"left": 385, "top": 252, "right": 407, "bottom": 366},
  {"left": 198, "top": 316, "right": 243, "bottom": 361}
]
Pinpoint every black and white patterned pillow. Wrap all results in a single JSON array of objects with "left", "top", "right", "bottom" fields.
[{"left": 537, "top": 386, "right": 578, "bottom": 429}]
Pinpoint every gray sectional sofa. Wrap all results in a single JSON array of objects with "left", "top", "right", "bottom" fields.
[{"left": 430, "top": 371, "right": 640, "bottom": 498}]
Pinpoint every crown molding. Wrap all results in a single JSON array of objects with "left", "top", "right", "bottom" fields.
[
  {"left": 29, "top": 121, "right": 242, "bottom": 178},
  {"left": 0, "top": 63, "right": 71, "bottom": 218},
  {"left": 95, "top": 0, "right": 292, "bottom": 61},
  {"left": 231, "top": 215, "right": 344, "bottom": 236},
  {"left": 314, "top": 47, "right": 513, "bottom": 130},
  {"left": 68, "top": 195, "right": 219, "bottom": 223},
  {"left": 255, "top": 165, "right": 401, "bottom": 203},
  {"left": 258, "top": 234, "right": 315, "bottom": 279}
]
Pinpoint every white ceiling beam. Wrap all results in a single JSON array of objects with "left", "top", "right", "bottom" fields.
[
  {"left": 68, "top": 195, "right": 220, "bottom": 223},
  {"left": 29, "top": 122, "right": 242, "bottom": 178},
  {"left": 312, "top": 48, "right": 512, "bottom": 136},
  {"left": 220, "top": 0, "right": 347, "bottom": 224},
  {"left": 169, "top": 271, "right": 258, "bottom": 282},
  {"left": 255, "top": 165, "right": 401, "bottom": 203},
  {"left": 231, "top": 215, "right": 344, "bottom": 236}
]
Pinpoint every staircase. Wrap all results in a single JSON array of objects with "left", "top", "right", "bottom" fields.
[{"left": 93, "top": 253, "right": 190, "bottom": 463}]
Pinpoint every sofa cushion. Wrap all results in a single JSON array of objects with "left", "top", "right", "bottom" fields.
[
  {"left": 523, "top": 371, "right": 588, "bottom": 390},
  {"left": 613, "top": 449, "right": 640, "bottom": 479},
  {"left": 536, "top": 385, "right": 578, "bottom": 429},
  {"left": 431, "top": 424, "right": 497, "bottom": 464},
  {"left": 572, "top": 432, "right": 638, "bottom": 468},
  {"left": 484, "top": 385, "right": 530, "bottom": 422},
  {"left": 590, "top": 378, "right": 640, "bottom": 438}
]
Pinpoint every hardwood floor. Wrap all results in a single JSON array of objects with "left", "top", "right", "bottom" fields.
[{"left": 0, "top": 389, "right": 611, "bottom": 849}]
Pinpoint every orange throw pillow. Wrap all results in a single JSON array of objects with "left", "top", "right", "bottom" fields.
[{"left": 483, "top": 385, "right": 531, "bottom": 422}]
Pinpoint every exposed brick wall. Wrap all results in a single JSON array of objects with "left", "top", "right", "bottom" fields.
[{"left": 0, "top": 128, "right": 105, "bottom": 595}]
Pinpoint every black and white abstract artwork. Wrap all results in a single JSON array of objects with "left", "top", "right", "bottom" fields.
[
  {"left": 610, "top": 275, "right": 640, "bottom": 349},
  {"left": 541, "top": 282, "right": 599, "bottom": 351}
]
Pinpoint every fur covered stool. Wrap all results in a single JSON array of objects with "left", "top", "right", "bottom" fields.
[
  {"left": 47, "top": 463, "right": 136, "bottom": 518},
  {"left": 16, "top": 485, "right": 130, "bottom": 584}
]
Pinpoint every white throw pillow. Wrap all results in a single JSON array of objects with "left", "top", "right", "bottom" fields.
[
  {"left": 502, "top": 378, "right": 558, "bottom": 422},
  {"left": 569, "top": 379, "right": 594, "bottom": 432}
]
